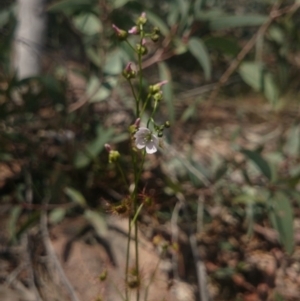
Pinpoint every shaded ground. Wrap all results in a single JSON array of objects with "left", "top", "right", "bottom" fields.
[{"left": 1, "top": 91, "right": 300, "bottom": 301}]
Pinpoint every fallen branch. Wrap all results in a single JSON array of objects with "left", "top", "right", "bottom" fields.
[
  {"left": 40, "top": 204, "right": 81, "bottom": 301},
  {"left": 203, "top": 2, "right": 300, "bottom": 114}
]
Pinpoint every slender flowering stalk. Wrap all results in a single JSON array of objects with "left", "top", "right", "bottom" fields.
[{"left": 109, "top": 15, "right": 170, "bottom": 301}]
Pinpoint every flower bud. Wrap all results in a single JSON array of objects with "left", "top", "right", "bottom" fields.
[
  {"left": 128, "top": 26, "right": 140, "bottom": 35},
  {"left": 149, "top": 80, "right": 168, "bottom": 94},
  {"left": 112, "top": 24, "right": 128, "bottom": 41},
  {"left": 134, "top": 118, "right": 141, "bottom": 127},
  {"left": 152, "top": 27, "right": 160, "bottom": 34},
  {"left": 99, "top": 270, "right": 107, "bottom": 281},
  {"left": 136, "top": 12, "right": 147, "bottom": 25},
  {"left": 136, "top": 44, "right": 148, "bottom": 55},
  {"left": 151, "top": 33, "right": 160, "bottom": 42},
  {"left": 164, "top": 121, "right": 170, "bottom": 128},
  {"left": 122, "top": 62, "right": 136, "bottom": 79},
  {"left": 105, "top": 144, "right": 112, "bottom": 153},
  {"left": 109, "top": 150, "right": 120, "bottom": 163},
  {"left": 153, "top": 91, "right": 163, "bottom": 102}
]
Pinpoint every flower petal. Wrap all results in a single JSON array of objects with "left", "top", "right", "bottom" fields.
[
  {"left": 145, "top": 135, "right": 158, "bottom": 154},
  {"left": 135, "top": 136, "right": 146, "bottom": 149},
  {"left": 145, "top": 142, "right": 158, "bottom": 154},
  {"left": 135, "top": 127, "right": 149, "bottom": 136}
]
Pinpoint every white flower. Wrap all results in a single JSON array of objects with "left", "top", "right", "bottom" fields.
[{"left": 134, "top": 127, "right": 159, "bottom": 154}]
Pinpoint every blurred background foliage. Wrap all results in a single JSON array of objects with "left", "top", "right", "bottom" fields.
[{"left": 1, "top": 0, "right": 300, "bottom": 298}]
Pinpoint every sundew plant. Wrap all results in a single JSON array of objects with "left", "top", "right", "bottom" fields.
[{"left": 106, "top": 12, "right": 170, "bottom": 301}]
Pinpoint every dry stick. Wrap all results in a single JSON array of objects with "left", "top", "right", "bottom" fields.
[
  {"left": 194, "top": 195, "right": 210, "bottom": 301},
  {"left": 171, "top": 200, "right": 182, "bottom": 281},
  {"left": 40, "top": 206, "right": 81, "bottom": 301},
  {"left": 22, "top": 236, "right": 43, "bottom": 301},
  {"left": 23, "top": 171, "right": 43, "bottom": 301},
  {"left": 177, "top": 192, "right": 210, "bottom": 301},
  {"left": 203, "top": 2, "right": 300, "bottom": 115}
]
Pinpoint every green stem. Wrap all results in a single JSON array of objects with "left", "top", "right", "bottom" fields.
[
  {"left": 129, "top": 79, "right": 140, "bottom": 118},
  {"left": 128, "top": 79, "right": 138, "bottom": 103},
  {"left": 125, "top": 150, "right": 138, "bottom": 300},
  {"left": 140, "top": 93, "right": 151, "bottom": 118},
  {"left": 147, "top": 100, "right": 159, "bottom": 128},
  {"left": 130, "top": 203, "right": 144, "bottom": 228},
  {"left": 136, "top": 53, "right": 143, "bottom": 117},
  {"left": 132, "top": 150, "right": 146, "bottom": 301},
  {"left": 116, "top": 161, "right": 129, "bottom": 190},
  {"left": 136, "top": 31, "right": 145, "bottom": 118},
  {"left": 125, "top": 216, "right": 131, "bottom": 301},
  {"left": 125, "top": 39, "right": 136, "bottom": 52}
]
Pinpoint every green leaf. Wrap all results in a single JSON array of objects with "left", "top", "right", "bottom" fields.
[
  {"left": 268, "top": 25, "right": 285, "bottom": 44},
  {"left": 158, "top": 62, "right": 174, "bottom": 122},
  {"left": 209, "top": 15, "right": 268, "bottom": 31},
  {"left": 268, "top": 192, "right": 294, "bottom": 254},
  {"left": 48, "top": 0, "right": 97, "bottom": 14},
  {"left": 86, "top": 75, "right": 118, "bottom": 103},
  {"left": 74, "top": 126, "right": 114, "bottom": 168},
  {"left": 84, "top": 209, "right": 107, "bottom": 237},
  {"left": 72, "top": 13, "right": 102, "bottom": 36},
  {"left": 175, "top": 0, "right": 190, "bottom": 32},
  {"left": 110, "top": 132, "right": 129, "bottom": 143},
  {"left": 167, "top": 3, "right": 180, "bottom": 26},
  {"left": 241, "top": 149, "right": 272, "bottom": 180},
  {"left": 0, "top": 9, "right": 11, "bottom": 29},
  {"left": 239, "top": 62, "right": 263, "bottom": 91},
  {"left": 284, "top": 125, "right": 300, "bottom": 157},
  {"left": 263, "top": 71, "right": 279, "bottom": 105},
  {"left": 49, "top": 208, "right": 66, "bottom": 224},
  {"left": 187, "top": 37, "right": 211, "bottom": 81},
  {"left": 86, "top": 47, "right": 102, "bottom": 67},
  {"left": 181, "top": 103, "right": 196, "bottom": 121},
  {"left": 103, "top": 50, "right": 123, "bottom": 75},
  {"left": 111, "top": 0, "right": 131, "bottom": 9},
  {"left": 173, "top": 37, "right": 188, "bottom": 55},
  {"left": 204, "top": 37, "right": 240, "bottom": 56},
  {"left": 15, "top": 212, "right": 40, "bottom": 241},
  {"left": 64, "top": 187, "right": 86, "bottom": 207},
  {"left": 239, "top": 62, "right": 279, "bottom": 104},
  {"left": 214, "top": 162, "right": 228, "bottom": 182},
  {"left": 273, "top": 292, "right": 284, "bottom": 301},
  {"left": 8, "top": 206, "right": 22, "bottom": 243},
  {"left": 195, "top": 8, "right": 224, "bottom": 21}
]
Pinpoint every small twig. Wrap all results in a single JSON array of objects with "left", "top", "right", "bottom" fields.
[
  {"left": 203, "top": 1, "right": 300, "bottom": 114},
  {"left": 196, "top": 195, "right": 204, "bottom": 238},
  {"left": 23, "top": 171, "right": 43, "bottom": 301},
  {"left": 40, "top": 203, "right": 81, "bottom": 301},
  {"left": 195, "top": 195, "right": 210, "bottom": 301},
  {"left": 177, "top": 193, "right": 210, "bottom": 301},
  {"left": 22, "top": 236, "right": 44, "bottom": 301},
  {"left": 5, "top": 262, "right": 27, "bottom": 286},
  {"left": 171, "top": 199, "right": 182, "bottom": 281}
]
